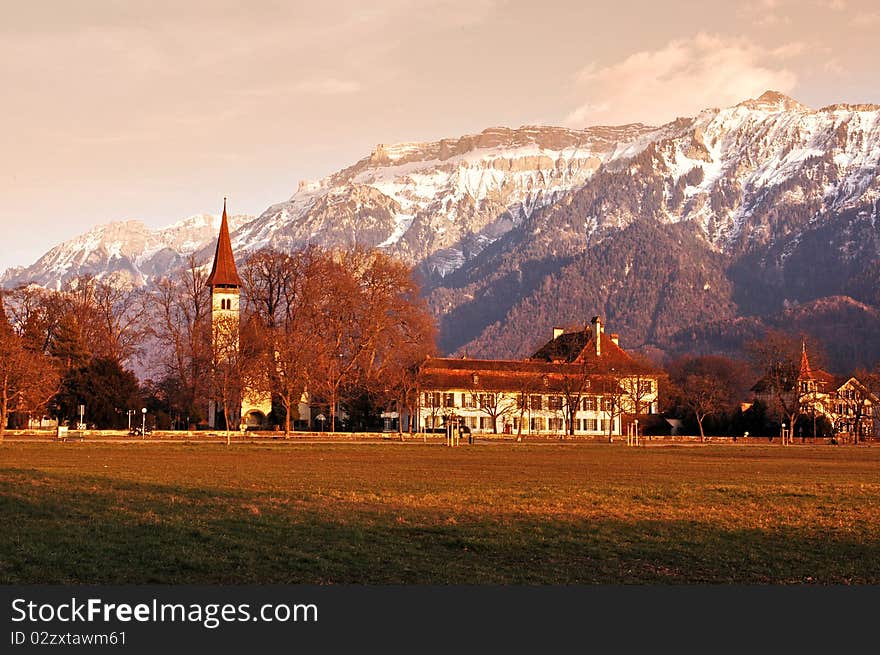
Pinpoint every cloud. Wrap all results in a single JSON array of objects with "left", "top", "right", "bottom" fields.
[
  {"left": 852, "top": 11, "right": 880, "bottom": 25},
  {"left": 564, "top": 34, "right": 799, "bottom": 128},
  {"left": 295, "top": 78, "right": 362, "bottom": 95}
]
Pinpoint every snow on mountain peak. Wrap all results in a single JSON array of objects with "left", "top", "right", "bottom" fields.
[
  {"left": 1, "top": 212, "right": 254, "bottom": 288},
  {"left": 5, "top": 92, "right": 880, "bottom": 290},
  {"left": 739, "top": 90, "right": 807, "bottom": 112}
]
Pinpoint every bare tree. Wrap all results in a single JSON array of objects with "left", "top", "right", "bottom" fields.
[
  {"left": 207, "top": 314, "right": 263, "bottom": 445},
  {"left": 512, "top": 374, "right": 541, "bottom": 440},
  {"left": 150, "top": 256, "right": 212, "bottom": 426},
  {"left": 668, "top": 355, "right": 751, "bottom": 441},
  {"left": 558, "top": 359, "right": 598, "bottom": 437},
  {"left": 0, "top": 302, "right": 60, "bottom": 439},
  {"left": 61, "top": 275, "right": 147, "bottom": 366},
  {"left": 241, "top": 248, "right": 329, "bottom": 435},
  {"left": 467, "top": 381, "right": 516, "bottom": 435},
  {"left": 592, "top": 371, "right": 626, "bottom": 442}
]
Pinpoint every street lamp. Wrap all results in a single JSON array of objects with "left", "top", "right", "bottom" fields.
[
  {"left": 126, "top": 409, "right": 135, "bottom": 432},
  {"left": 141, "top": 407, "right": 147, "bottom": 440},
  {"left": 781, "top": 422, "right": 787, "bottom": 445}
]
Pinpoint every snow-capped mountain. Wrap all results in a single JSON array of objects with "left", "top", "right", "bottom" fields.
[
  {"left": 9, "top": 92, "right": 879, "bottom": 288},
  {"left": 1, "top": 213, "right": 252, "bottom": 288},
  {"left": 593, "top": 90, "right": 880, "bottom": 253},
  {"left": 232, "top": 124, "right": 654, "bottom": 276}
]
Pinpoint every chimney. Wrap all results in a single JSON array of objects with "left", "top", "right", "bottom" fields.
[
  {"left": 591, "top": 316, "right": 602, "bottom": 356},
  {"left": 553, "top": 327, "right": 564, "bottom": 340},
  {"left": 610, "top": 333, "right": 619, "bottom": 346}
]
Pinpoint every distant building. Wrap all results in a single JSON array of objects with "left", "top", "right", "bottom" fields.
[
  {"left": 754, "top": 342, "right": 878, "bottom": 440},
  {"left": 411, "top": 316, "right": 660, "bottom": 437}
]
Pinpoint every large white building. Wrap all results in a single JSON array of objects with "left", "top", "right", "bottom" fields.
[{"left": 414, "top": 317, "right": 660, "bottom": 438}]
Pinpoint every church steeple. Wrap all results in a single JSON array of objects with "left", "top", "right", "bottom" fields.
[
  {"left": 799, "top": 339, "right": 813, "bottom": 380},
  {"left": 206, "top": 198, "right": 242, "bottom": 288}
]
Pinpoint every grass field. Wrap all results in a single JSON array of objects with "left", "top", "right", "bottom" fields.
[{"left": 1, "top": 441, "right": 879, "bottom": 584}]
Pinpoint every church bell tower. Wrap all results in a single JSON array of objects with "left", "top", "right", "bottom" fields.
[
  {"left": 205, "top": 198, "right": 272, "bottom": 431},
  {"left": 207, "top": 198, "right": 242, "bottom": 429}
]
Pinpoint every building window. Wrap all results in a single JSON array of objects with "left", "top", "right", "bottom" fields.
[
  {"left": 601, "top": 397, "right": 612, "bottom": 411},
  {"left": 548, "top": 396, "right": 563, "bottom": 410},
  {"left": 424, "top": 392, "right": 440, "bottom": 407},
  {"left": 472, "top": 373, "right": 479, "bottom": 385},
  {"left": 530, "top": 395, "right": 543, "bottom": 410},
  {"left": 582, "top": 396, "right": 595, "bottom": 411},
  {"left": 443, "top": 393, "right": 455, "bottom": 408},
  {"left": 479, "top": 416, "right": 492, "bottom": 430},
  {"left": 548, "top": 417, "right": 563, "bottom": 432},
  {"left": 585, "top": 418, "right": 598, "bottom": 431},
  {"left": 479, "top": 393, "right": 495, "bottom": 408},
  {"left": 530, "top": 417, "right": 544, "bottom": 432}
]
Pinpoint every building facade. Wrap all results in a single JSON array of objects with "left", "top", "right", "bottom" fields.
[
  {"left": 797, "top": 346, "right": 877, "bottom": 439},
  {"left": 413, "top": 317, "right": 659, "bottom": 438}
]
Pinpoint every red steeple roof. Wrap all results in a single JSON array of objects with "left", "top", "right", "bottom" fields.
[
  {"left": 206, "top": 198, "right": 242, "bottom": 288},
  {"left": 798, "top": 341, "right": 837, "bottom": 387},
  {"left": 799, "top": 340, "right": 813, "bottom": 379}
]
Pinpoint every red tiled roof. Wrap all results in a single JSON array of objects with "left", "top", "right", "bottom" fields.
[
  {"left": 811, "top": 369, "right": 838, "bottom": 386},
  {"left": 419, "top": 348, "right": 657, "bottom": 393},
  {"left": 531, "top": 327, "right": 653, "bottom": 374},
  {"left": 206, "top": 199, "right": 242, "bottom": 288}
]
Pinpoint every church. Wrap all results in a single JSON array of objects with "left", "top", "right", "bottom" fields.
[{"left": 205, "top": 200, "right": 275, "bottom": 430}]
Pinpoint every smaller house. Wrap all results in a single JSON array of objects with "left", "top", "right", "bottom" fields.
[{"left": 754, "top": 342, "right": 878, "bottom": 440}]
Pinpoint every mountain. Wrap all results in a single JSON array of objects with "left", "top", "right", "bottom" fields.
[
  {"left": 4, "top": 91, "right": 880, "bottom": 371},
  {"left": 231, "top": 124, "right": 654, "bottom": 276},
  {"left": 1, "top": 213, "right": 252, "bottom": 289}
]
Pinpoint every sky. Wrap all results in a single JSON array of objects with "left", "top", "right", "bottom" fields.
[{"left": 2, "top": 0, "right": 879, "bottom": 272}]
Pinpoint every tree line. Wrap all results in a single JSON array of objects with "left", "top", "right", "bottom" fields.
[
  {"left": 0, "top": 246, "right": 436, "bottom": 438},
  {"left": 2, "top": 252, "right": 879, "bottom": 439}
]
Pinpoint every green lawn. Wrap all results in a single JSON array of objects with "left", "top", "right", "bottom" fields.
[{"left": 1, "top": 441, "right": 878, "bottom": 583}]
